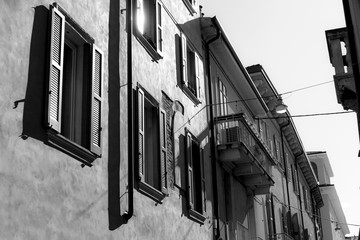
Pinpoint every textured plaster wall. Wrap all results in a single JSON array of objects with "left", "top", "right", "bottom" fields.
[{"left": 0, "top": 0, "right": 112, "bottom": 239}]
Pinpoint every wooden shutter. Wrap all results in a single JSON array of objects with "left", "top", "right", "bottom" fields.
[
  {"left": 47, "top": 6, "right": 65, "bottom": 132},
  {"left": 195, "top": 52, "right": 202, "bottom": 100},
  {"left": 181, "top": 33, "right": 188, "bottom": 86},
  {"left": 138, "top": 88, "right": 145, "bottom": 181},
  {"left": 90, "top": 45, "right": 103, "bottom": 156},
  {"left": 156, "top": 0, "right": 163, "bottom": 53},
  {"left": 136, "top": 0, "right": 144, "bottom": 34},
  {"left": 200, "top": 147, "right": 206, "bottom": 213},
  {"left": 286, "top": 153, "right": 291, "bottom": 182},
  {"left": 160, "top": 108, "right": 167, "bottom": 194},
  {"left": 186, "top": 132, "right": 194, "bottom": 209}
]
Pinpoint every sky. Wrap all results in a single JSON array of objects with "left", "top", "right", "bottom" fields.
[{"left": 203, "top": 0, "right": 360, "bottom": 236}]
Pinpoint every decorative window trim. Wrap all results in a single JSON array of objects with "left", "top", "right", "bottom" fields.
[{"left": 46, "top": 3, "right": 103, "bottom": 165}]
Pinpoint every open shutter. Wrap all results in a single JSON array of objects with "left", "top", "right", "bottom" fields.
[
  {"left": 47, "top": 6, "right": 65, "bottom": 132},
  {"left": 156, "top": 0, "right": 163, "bottom": 53},
  {"left": 186, "top": 132, "right": 194, "bottom": 209},
  {"left": 266, "top": 194, "right": 275, "bottom": 237},
  {"left": 90, "top": 45, "right": 103, "bottom": 156},
  {"left": 181, "top": 33, "right": 188, "bottom": 86},
  {"left": 136, "top": 0, "right": 144, "bottom": 34},
  {"left": 193, "top": 0, "right": 199, "bottom": 12},
  {"left": 160, "top": 108, "right": 167, "bottom": 194},
  {"left": 138, "top": 88, "right": 145, "bottom": 181},
  {"left": 200, "top": 147, "right": 206, "bottom": 213},
  {"left": 195, "top": 52, "right": 202, "bottom": 100}
]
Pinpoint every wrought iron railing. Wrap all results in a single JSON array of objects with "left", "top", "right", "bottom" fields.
[{"left": 215, "top": 113, "right": 277, "bottom": 170}]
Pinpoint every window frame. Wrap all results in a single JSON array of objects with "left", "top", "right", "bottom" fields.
[
  {"left": 46, "top": 3, "right": 103, "bottom": 166},
  {"left": 134, "top": 0, "right": 163, "bottom": 62},
  {"left": 136, "top": 86, "right": 168, "bottom": 203},
  {"left": 185, "top": 129, "right": 206, "bottom": 224},
  {"left": 180, "top": 33, "right": 203, "bottom": 104}
]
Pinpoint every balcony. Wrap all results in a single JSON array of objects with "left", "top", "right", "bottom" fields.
[
  {"left": 270, "top": 233, "right": 294, "bottom": 240},
  {"left": 326, "top": 28, "right": 357, "bottom": 111},
  {"left": 215, "top": 113, "right": 275, "bottom": 195}
]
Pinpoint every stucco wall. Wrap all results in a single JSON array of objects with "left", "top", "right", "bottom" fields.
[{"left": 0, "top": 0, "right": 111, "bottom": 239}]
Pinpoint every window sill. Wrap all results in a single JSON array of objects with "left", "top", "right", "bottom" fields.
[
  {"left": 134, "top": 30, "right": 163, "bottom": 62},
  {"left": 182, "top": 85, "right": 201, "bottom": 105},
  {"left": 46, "top": 130, "right": 99, "bottom": 167},
  {"left": 138, "top": 181, "right": 165, "bottom": 203},
  {"left": 182, "top": 0, "right": 197, "bottom": 15},
  {"left": 188, "top": 209, "right": 206, "bottom": 224}
]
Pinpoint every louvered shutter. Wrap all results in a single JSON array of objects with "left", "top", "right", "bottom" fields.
[
  {"left": 181, "top": 33, "right": 188, "bottom": 86},
  {"left": 156, "top": 0, "right": 163, "bottom": 53},
  {"left": 266, "top": 194, "right": 274, "bottom": 237},
  {"left": 200, "top": 147, "right": 206, "bottom": 213},
  {"left": 186, "top": 132, "right": 194, "bottom": 209},
  {"left": 136, "top": 0, "right": 144, "bottom": 34},
  {"left": 47, "top": 6, "right": 65, "bottom": 132},
  {"left": 195, "top": 52, "right": 202, "bottom": 100},
  {"left": 160, "top": 108, "right": 167, "bottom": 194},
  {"left": 90, "top": 45, "right": 103, "bottom": 156},
  {"left": 138, "top": 88, "right": 145, "bottom": 181}
]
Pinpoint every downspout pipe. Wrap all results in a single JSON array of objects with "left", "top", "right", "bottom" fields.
[
  {"left": 124, "top": 0, "right": 134, "bottom": 222},
  {"left": 205, "top": 18, "right": 221, "bottom": 240}
]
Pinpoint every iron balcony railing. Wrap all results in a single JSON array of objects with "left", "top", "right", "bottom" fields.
[{"left": 215, "top": 113, "right": 277, "bottom": 170}]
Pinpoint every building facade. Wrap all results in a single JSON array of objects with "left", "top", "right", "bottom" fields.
[
  {"left": 308, "top": 151, "right": 350, "bottom": 240},
  {"left": 1, "top": 0, "right": 323, "bottom": 239}
]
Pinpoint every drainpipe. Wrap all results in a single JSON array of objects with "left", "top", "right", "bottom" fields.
[
  {"left": 205, "top": 18, "right": 221, "bottom": 240},
  {"left": 280, "top": 121, "right": 292, "bottom": 234},
  {"left": 124, "top": 0, "right": 134, "bottom": 222}
]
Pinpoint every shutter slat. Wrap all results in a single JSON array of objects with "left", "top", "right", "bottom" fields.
[
  {"left": 47, "top": 6, "right": 65, "bottom": 132},
  {"left": 90, "top": 45, "right": 103, "bottom": 156}
]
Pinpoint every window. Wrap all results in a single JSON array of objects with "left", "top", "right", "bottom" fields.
[
  {"left": 135, "top": 0, "right": 163, "bottom": 61},
  {"left": 186, "top": 130, "right": 206, "bottom": 223},
  {"left": 218, "top": 79, "right": 228, "bottom": 116},
  {"left": 137, "top": 87, "right": 168, "bottom": 202},
  {"left": 180, "top": 33, "right": 203, "bottom": 103},
  {"left": 182, "top": 0, "right": 199, "bottom": 14},
  {"left": 285, "top": 153, "right": 292, "bottom": 182},
  {"left": 46, "top": 4, "right": 103, "bottom": 165}
]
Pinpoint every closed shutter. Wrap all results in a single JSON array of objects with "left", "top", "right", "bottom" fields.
[
  {"left": 160, "top": 108, "right": 167, "bottom": 194},
  {"left": 90, "top": 45, "right": 103, "bottom": 156},
  {"left": 138, "top": 88, "right": 145, "bottom": 181},
  {"left": 195, "top": 52, "right": 202, "bottom": 100},
  {"left": 47, "top": 6, "right": 65, "bottom": 132},
  {"left": 156, "top": 0, "right": 163, "bottom": 53},
  {"left": 186, "top": 132, "right": 194, "bottom": 209},
  {"left": 181, "top": 33, "right": 188, "bottom": 86}
]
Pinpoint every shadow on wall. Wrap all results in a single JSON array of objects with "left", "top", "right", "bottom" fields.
[{"left": 21, "top": 5, "right": 49, "bottom": 142}]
